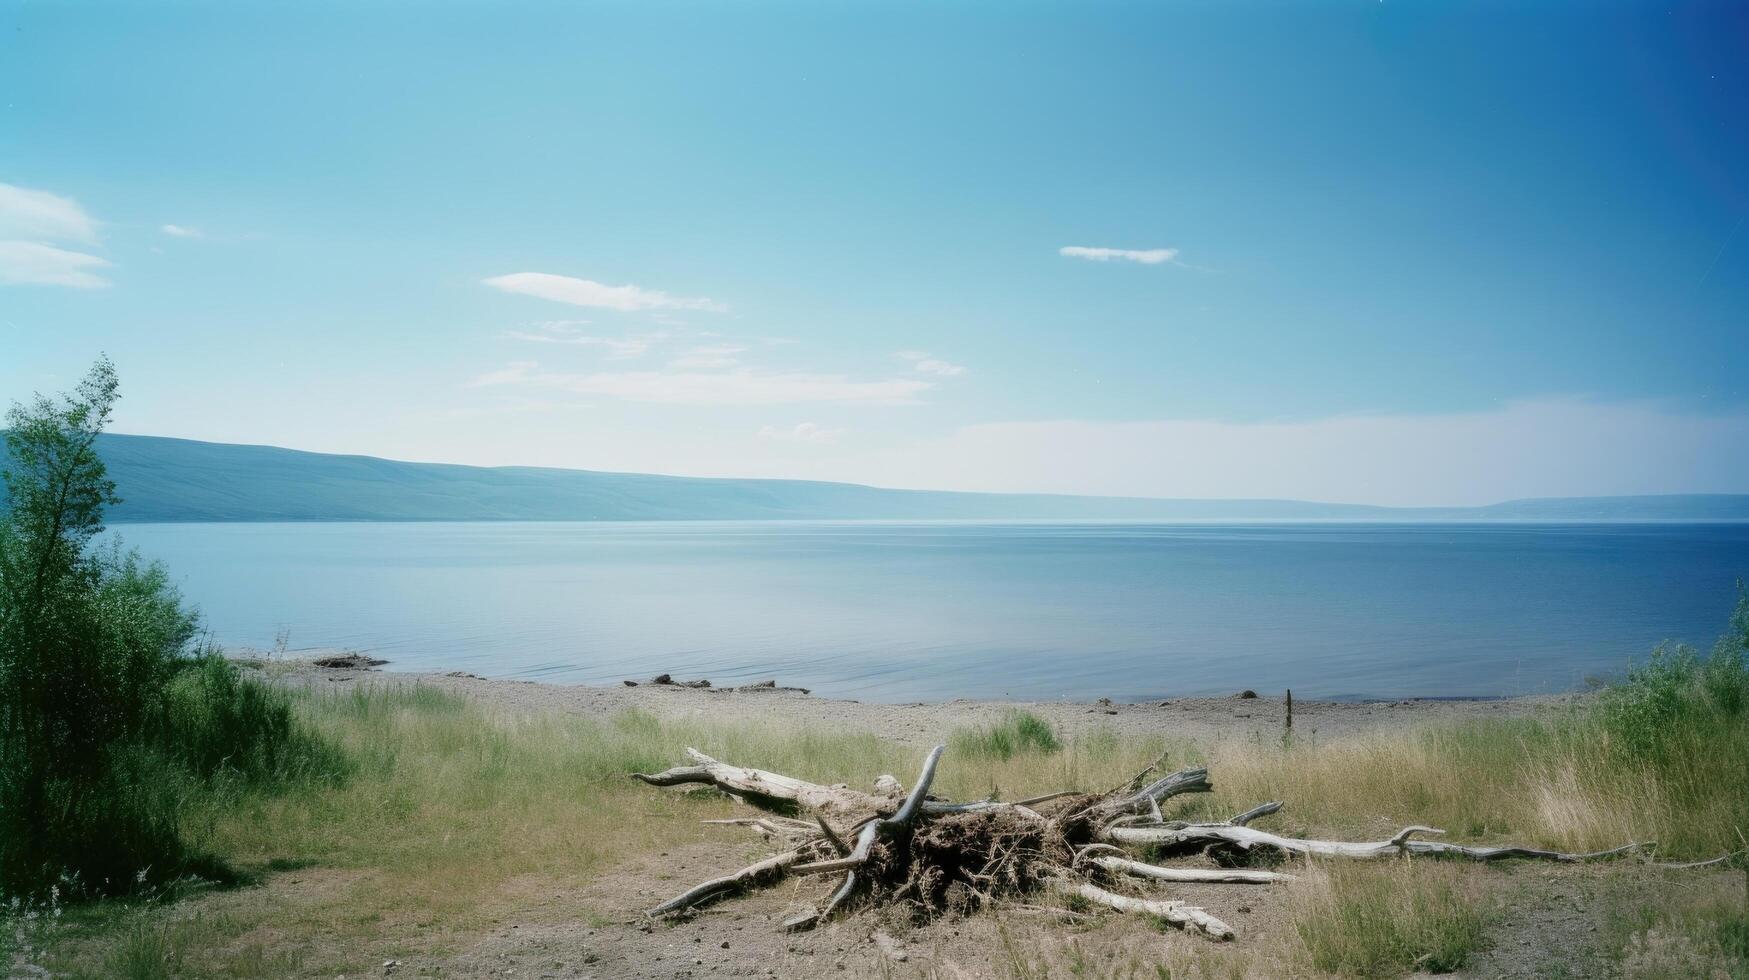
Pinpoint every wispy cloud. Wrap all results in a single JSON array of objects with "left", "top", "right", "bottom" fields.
[
  {"left": 0, "top": 183, "right": 110, "bottom": 288},
  {"left": 1059, "top": 245, "right": 1179, "bottom": 265},
  {"left": 465, "top": 360, "right": 541, "bottom": 388},
  {"left": 160, "top": 223, "right": 203, "bottom": 238},
  {"left": 669, "top": 343, "right": 747, "bottom": 370},
  {"left": 468, "top": 361, "right": 930, "bottom": 406},
  {"left": 0, "top": 183, "right": 99, "bottom": 243},
  {"left": 0, "top": 241, "right": 113, "bottom": 288},
  {"left": 504, "top": 321, "right": 665, "bottom": 358},
  {"left": 758, "top": 421, "right": 845, "bottom": 444},
  {"left": 897, "top": 350, "right": 965, "bottom": 377},
  {"left": 484, "top": 272, "right": 728, "bottom": 313}
]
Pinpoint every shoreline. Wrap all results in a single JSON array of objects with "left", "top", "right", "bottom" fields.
[{"left": 253, "top": 657, "right": 1587, "bottom": 746}]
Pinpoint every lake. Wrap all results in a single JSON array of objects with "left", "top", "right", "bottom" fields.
[{"left": 110, "top": 521, "right": 1749, "bottom": 703}]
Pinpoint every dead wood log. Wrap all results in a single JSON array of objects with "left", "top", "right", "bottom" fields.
[
  {"left": 1084, "top": 766, "right": 1212, "bottom": 824},
  {"left": 1093, "top": 855, "right": 1294, "bottom": 884},
  {"left": 1108, "top": 822, "right": 1652, "bottom": 863},
  {"left": 647, "top": 848, "right": 808, "bottom": 917},
  {"left": 792, "top": 744, "right": 946, "bottom": 877},
  {"left": 1228, "top": 801, "right": 1283, "bottom": 826},
  {"left": 1053, "top": 880, "right": 1234, "bottom": 940},
  {"left": 634, "top": 747, "right": 889, "bottom": 817}
]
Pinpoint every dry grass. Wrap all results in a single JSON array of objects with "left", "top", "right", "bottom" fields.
[
  {"left": 1288, "top": 862, "right": 1491, "bottom": 977},
  {"left": 15, "top": 676, "right": 1748, "bottom": 979}
]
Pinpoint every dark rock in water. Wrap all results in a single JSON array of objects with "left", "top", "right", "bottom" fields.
[
  {"left": 623, "top": 679, "right": 639, "bottom": 686},
  {"left": 311, "top": 653, "right": 387, "bottom": 669},
  {"left": 1237, "top": 689, "right": 1258, "bottom": 699},
  {"left": 646, "top": 674, "right": 711, "bottom": 688}
]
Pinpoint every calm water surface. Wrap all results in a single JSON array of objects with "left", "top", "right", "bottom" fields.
[{"left": 111, "top": 521, "right": 1749, "bottom": 702}]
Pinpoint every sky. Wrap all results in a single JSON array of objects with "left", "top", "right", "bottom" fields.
[{"left": 3, "top": 1, "right": 1747, "bottom": 506}]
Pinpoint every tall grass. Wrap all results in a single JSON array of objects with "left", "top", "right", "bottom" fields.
[
  {"left": 1291, "top": 863, "right": 1490, "bottom": 977},
  {"left": 1194, "top": 588, "right": 1749, "bottom": 860},
  {"left": 950, "top": 710, "right": 1064, "bottom": 760}
]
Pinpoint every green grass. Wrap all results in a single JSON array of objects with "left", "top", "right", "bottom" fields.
[
  {"left": 1291, "top": 863, "right": 1490, "bottom": 977},
  {"left": 949, "top": 709, "right": 1063, "bottom": 761}
]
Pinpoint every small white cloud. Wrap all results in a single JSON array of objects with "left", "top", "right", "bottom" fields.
[
  {"left": 758, "top": 422, "right": 845, "bottom": 444},
  {"left": 0, "top": 183, "right": 99, "bottom": 243},
  {"left": 896, "top": 350, "right": 966, "bottom": 377},
  {"left": 0, "top": 241, "right": 112, "bottom": 288},
  {"left": 1059, "top": 245, "right": 1179, "bottom": 265},
  {"left": 160, "top": 224, "right": 203, "bottom": 238},
  {"left": 484, "top": 272, "right": 727, "bottom": 313}
]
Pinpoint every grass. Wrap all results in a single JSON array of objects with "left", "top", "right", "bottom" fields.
[
  {"left": 950, "top": 709, "right": 1063, "bottom": 761},
  {"left": 1290, "top": 863, "right": 1490, "bottom": 977},
  {"left": 12, "top": 598, "right": 1749, "bottom": 978},
  {"left": 19, "top": 685, "right": 1166, "bottom": 978}
]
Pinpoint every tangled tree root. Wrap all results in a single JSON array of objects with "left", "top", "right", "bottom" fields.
[{"left": 632, "top": 745, "right": 1723, "bottom": 942}]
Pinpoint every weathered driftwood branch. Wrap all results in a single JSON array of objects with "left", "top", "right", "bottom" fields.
[
  {"left": 1109, "top": 822, "right": 1652, "bottom": 863},
  {"left": 1228, "top": 801, "right": 1283, "bottom": 826},
  {"left": 1053, "top": 880, "right": 1234, "bottom": 940},
  {"left": 647, "top": 848, "right": 807, "bottom": 916},
  {"left": 636, "top": 745, "right": 1719, "bottom": 946},
  {"left": 634, "top": 747, "right": 889, "bottom": 817},
  {"left": 792, "top": 744, "right": 946, "bottom": 877},
  {"left": 1094, "top": 855, "right": 1294, "bottom": 885},
  {"left": 1085, "top": 766, "right": 1212, "bottom": 823}
]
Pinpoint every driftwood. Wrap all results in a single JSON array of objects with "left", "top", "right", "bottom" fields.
[
  {"left": 634, "top": 746, "right": 1713, "bottom": 945},
  {"left": 1105, "top": 822, "right": 1653, "bottom": 862},
  {"left": 1053, "top": 880, "right": 1235, "bottom": 940},
  {"left": 633, "top": 747, "right": 899, "bottom": 818}
]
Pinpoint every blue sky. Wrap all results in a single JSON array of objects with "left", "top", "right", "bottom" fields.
[{"left": 3, "top": 1, "right": 1746, "bottom": 505}]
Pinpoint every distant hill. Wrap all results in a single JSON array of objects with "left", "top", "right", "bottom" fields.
[{"left": 4, "top": 434, "right": 1747, "bottom": 523}]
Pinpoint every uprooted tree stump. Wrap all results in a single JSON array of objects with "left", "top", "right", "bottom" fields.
[{"left": 631, "top": 745, "right": 1723, "bottom": 942}]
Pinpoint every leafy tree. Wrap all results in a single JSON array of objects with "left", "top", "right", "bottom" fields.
[{"left": 1, "top": 358, "right": 339, "bottom": 898}]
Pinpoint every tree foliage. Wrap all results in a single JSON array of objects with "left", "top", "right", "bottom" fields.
[{"left": 1, "top": 358, "right": 341, "bottom": 898}]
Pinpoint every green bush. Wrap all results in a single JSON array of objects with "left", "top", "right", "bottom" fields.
[
  {"left": 0, "top": 359, "right": 342, "bottom": 900},
  {"left": 1594, "top": 583, "right": 1749, "bottom": 764},
  {"left": 950, "top": 709, "right": 1063, "bottom": 760},
  {"left": 161, "top": 650, "right": 349, "bottom": 786}
]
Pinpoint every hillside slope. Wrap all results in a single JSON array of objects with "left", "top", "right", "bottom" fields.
[{"left": 3, "top": 434, "right": 1745, "bottom": 522}]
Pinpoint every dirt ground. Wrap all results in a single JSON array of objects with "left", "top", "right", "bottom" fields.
[{"left": 318, "top": 840, "right": 1696, "bottom": 980}]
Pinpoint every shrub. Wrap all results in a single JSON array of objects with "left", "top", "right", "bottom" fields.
[
  {"left": 0, "top": 359, "right": 340, "bottom": 899},
  {"left": 1595, "top": 583, "right": 1749, "bottom": 763},
  {"left": 950, "top": 709, "right": 1063, "bottom": 760}
]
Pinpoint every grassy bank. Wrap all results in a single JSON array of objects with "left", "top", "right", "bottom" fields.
[{"left": 12, "top": 645, "right": 1747, "bottom": 979}]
